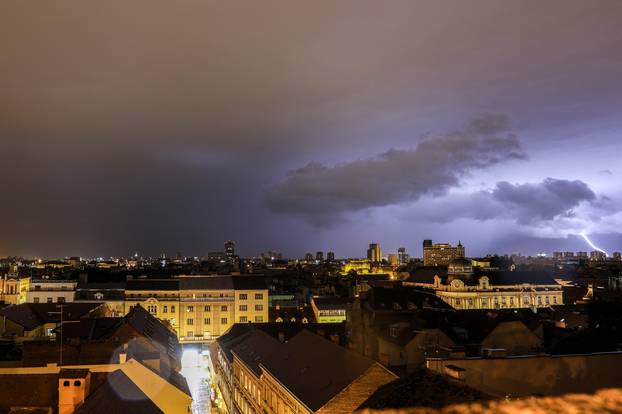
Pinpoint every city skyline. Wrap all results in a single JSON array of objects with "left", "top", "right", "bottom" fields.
[{"left": 2, "top": 1, "right": 622, "bottom": 258}]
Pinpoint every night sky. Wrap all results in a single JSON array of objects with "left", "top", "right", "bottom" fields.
[{"left": 1, "top": 1, "right": 621, "bottom": 258}]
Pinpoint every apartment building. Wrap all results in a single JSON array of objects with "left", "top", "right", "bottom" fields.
[{"left": 124, "top": 275, "right": 268, "bottom": 342}]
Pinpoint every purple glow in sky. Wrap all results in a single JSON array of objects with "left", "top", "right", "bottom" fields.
[{"left": 1, "top": 1, "right": 621, "bottom": 258}]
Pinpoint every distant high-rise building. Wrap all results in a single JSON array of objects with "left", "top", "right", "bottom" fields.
[
  {"left": 397, "top": 247, "right": 409, "bottom": 265},
  {"left": 563, "top": 252, "right": 574, "bottom": 258},
  {"left": 224, "top": 240, "right": 235, "bottom": 261},
  {"left": 423, "top": 240, "right": 465, "bottom": 266},
  {"left": 327, "top": 251, "right": 335, "bottom": 262},
  {"left": 576, "top": 251, "right": 588, "bottom": 259},
  {"left": 613, "top": 252, "right": 622, "bottom": 261},
  {"left": 304, "top": 253, "right": 313, "bottom": 262},
  {"left": 553, "top": 252, "right": 563, "bottom": 260},
  {"left": 367, "top": 243, "right": 382, "bottom": 262},
  {"left": 316, "top": 251, "right": 324, "bottom": 262},
  {"left": 590, "top": 251, "right": 606, "bottom": 261}
]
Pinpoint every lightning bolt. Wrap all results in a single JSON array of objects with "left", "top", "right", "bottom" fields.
[{"left": 580, "top": 232, "right": 608, "bottom": 257}]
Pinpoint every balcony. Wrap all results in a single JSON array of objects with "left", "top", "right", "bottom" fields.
[{"left": 180, "top": 296, "right": 234, "bottom": 302}]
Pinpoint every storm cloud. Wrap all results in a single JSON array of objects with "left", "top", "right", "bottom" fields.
[
  {"left": 491, "top": 179, "right": 596, "bottom": 224},
  {"left": 415, "top": 178, "right": 602, "bottom": 229},
  {"left": 268, "top": 114, "right": 525, "bottom": 225}
]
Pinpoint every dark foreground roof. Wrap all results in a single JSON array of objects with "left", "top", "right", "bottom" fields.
[
  {"left": 0, "top": 303, "right": 105, "bottom": 331},
  {"left": 75, "top": 370, "right": 163, "bottom": 414},
  {"left": 358, "top": 368, "right": 489, "bottom": 410},
  {"left": 261, "top": 330, "right": 377, "bottom": 411},
  {"left": 126, "top": 279, "right": 179, "bottom": 291}
]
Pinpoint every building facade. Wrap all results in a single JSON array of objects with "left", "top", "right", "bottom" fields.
[
  {"left": 406, "top": 260, "right": 563, "bottom": 310},
  {"left": 423, "top": 240, "right": 465, "bottom": 266},
  {"left": 0, "top": 274, "right": 30, "bottom": 304},
  {"left": 26, "top": 279, "right": 77, "bottom": 304},
  {"left": 124, "top": 275, "right": 268, "bottom": 342},
  {"left": 367, "top": 243, "right": 383, "bottom": 262}
]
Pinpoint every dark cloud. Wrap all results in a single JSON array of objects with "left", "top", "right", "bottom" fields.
[
  {"left": 418, "top": 178, "right": 599, "bottom": 226},
  {"left": 267, "top": 114, "right": 525, "bottom": 225},
  {"left": 491, "top": 178, "right": 596, "bottom": 224},
  {"left": 1, "top": 1, "right": 622, "bottom": 257}
]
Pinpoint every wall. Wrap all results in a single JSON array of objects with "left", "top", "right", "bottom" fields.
[
  {"left": 427, "top": 352, "right": 622, "bottom": 397},
  {"left": 357, "top": 388, "right": 622, "bottom": 414}
]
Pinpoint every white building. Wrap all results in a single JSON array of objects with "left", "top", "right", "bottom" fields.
[{"left": 26, "top": 279, "right": 77, "bottom": 303}]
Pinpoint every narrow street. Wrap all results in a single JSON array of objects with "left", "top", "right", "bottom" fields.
[{"left": 181, "top": 346, "right": 213, "bottom": 414}]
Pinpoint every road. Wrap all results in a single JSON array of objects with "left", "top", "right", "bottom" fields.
[{"left": 181, "top": 346, "right": 213, "bottom": 414}]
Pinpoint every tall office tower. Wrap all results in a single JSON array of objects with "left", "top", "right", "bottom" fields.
[
  {"left": 576, "top": 251, "right": 588, "bottom": 259},
  {"left": 316, "top": 251, "right": 324, "bottom": 262},
  {"left": 553, "top": 251, "right": 563, "bottom": 260},
  {"left": 327, "top": 251, "right": 335, "bottom": 262},
  {"left": 423, "top": 240, "right": 465, "bottom": 266},
  {"left": 224, "top": 240, "right": 235, "bottom": 262},
  {"left": 613, "top": 252, "right": 622, "bottom": 261},
  {"left": 590, "top": 251, "right": 606, "bottom": 261},
  {"left": 397, "top": 247, "right": 409, "bottom": 265},
  {"left": 304, "top": 253, "right": 314, "bottom": 262},
  {"left": 367, "top": 243, "right": 382, "bottom": 262}
]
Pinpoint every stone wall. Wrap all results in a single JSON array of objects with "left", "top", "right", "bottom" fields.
[
  {"left": 427, "top": 352, "right": 622, "bottom": 397},
  {"left": 357, "top": 388, "right": 622, "bottom": 414}
]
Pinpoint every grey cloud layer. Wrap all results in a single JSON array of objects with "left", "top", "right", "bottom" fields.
[
  {"left": 268, "top": 114, "right": 526, "bottom": 224},
  {"left": 417, "top": 178, "right": 601, "bottom": 227}
]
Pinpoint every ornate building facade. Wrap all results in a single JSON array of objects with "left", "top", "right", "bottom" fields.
[{"left": 406, "top": 259, "right": 563, "bottom": 310}]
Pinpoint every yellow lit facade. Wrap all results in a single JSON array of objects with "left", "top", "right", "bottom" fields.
[
  {"left": 406, "top": 274, "right": 563, "bottom": 310},
  {"left": 124, "top": 275, "right": 268, "bottom": 342},
  {"left": 0, "top": 275, "right": 30, "bottom": 305}
]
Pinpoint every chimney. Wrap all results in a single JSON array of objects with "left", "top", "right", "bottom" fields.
[{"left": 58, "top": 369, "right": 91, "bottom": 414}]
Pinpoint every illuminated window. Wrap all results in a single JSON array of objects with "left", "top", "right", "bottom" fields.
[
  {"left": 171, "top": 306, "right": 175, "bottom": 313},
  {"left": 255, "top": 316, "right": 263, "bottom": 323},
  {"left": 239, "top": 294, "right": 248, "bottom": 300},
  {"left": 204, "top": 318, "right": 211, "bottom": 325},
  {"left": 221, "top": 318, "right": 228, "bottom": 324},
  {"left": 187, "top": 318, "right": 194, "bottom": 325},
  {"left": 239, "top": 305, "right": 247, "bottom": 311},
  {"left": 187, "top": 306, "right": 194, "bottom": 312},
  {"left": 204, "top": 305, "right": 211, "bottom": 312},
  {"left": 553, "top": 296, "right": 558, "bottom": 304},
  {"left": 255, "top": 304, "right": 263, "bottom": 311},
  {"left": 163, "top": 305, "right": 168, "bottom": 313},
  {"left": 221, "top": 305, "right": 228, "bottom": 312},
  {"left": 255, "top": 293, "right": 263, "bottom": 300},
  {"left": 240, "top": 316, "right": 248, "bottom": 322}
]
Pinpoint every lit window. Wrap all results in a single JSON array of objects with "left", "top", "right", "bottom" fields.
[
  {"left": 255, "top": 293, "right": 263, "bottom": 300},
  {"left": 255, "top": 304, "right": 263, "bottom": 311},
  {"left": 221, "top": 318, "right": 228, "bottom": 324},
  {"left": 187, "top": 306, "right": 194, "bottom": 312},
  {"left": 204, "top": 318, "right": 211, "bottom": 325},
  {"left": 221, "top": 305, "right": 228, "bottom": 312},
  {"left": 204, "top": 305, "right": 211, "bottom": 312},
  {"left": 171, "top": 306, "right": 175, "bottom": 313},
  {"left": 255, "top": 316, "right": 263, "bottom": 323},
  {"left": 187, "top": 318, "right": 194, "bottom": 325},
  {"left": 239, "top": 294, "right": 248, "bottom": 300},
  {"left": 239, "top": 305, "right": 247, "bottom": 311},
  {"left": 163, "top": 305, "right": 168, "bottom": 313},
  {"left": 240, "top": 316, "right": 248, "bottom": 323}
]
